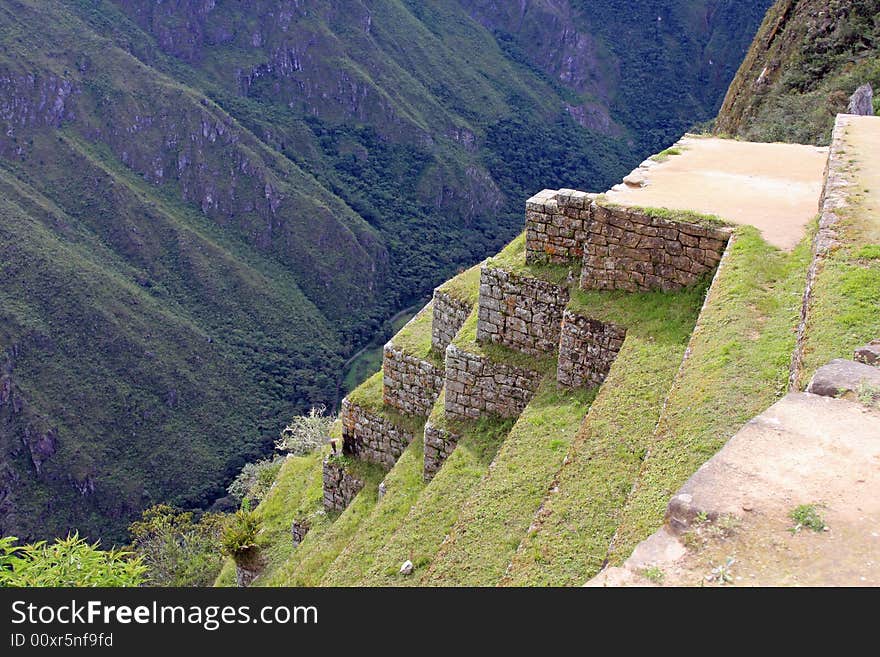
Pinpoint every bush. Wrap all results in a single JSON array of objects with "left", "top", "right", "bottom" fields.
[
  {"left": 227, "top": 456, "right": 285, "bottom": 505},
  {"left": 128, "top": 504, "right": 226, "bottom": 587},
  {"left": 0, "top": 534, "right": 146, "bottom": 587},
  {"left": 275, "top": 405, "right": 334, "bottom": 456},
  {"left": 220, "top": 509, "right": 261, "bottom": 560}
]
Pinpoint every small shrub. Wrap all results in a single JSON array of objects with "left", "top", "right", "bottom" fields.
[
  {"left": 640, "top": 566, "right": 665, "bottom": 584},
  {"left": 221, "top": 509, "right": 261, "bottom": 560},
  {"left": 789, "top": 504, "right": 827, "bottom": 533},
  {"left": 275, "top": 406, "right": 334, "bottom": 455},
  {"left": 227, "top": 456, "right": 285, "bottom": 505},
  {"left": 0, "top": 534, "right": 146, "bottom": 587}
]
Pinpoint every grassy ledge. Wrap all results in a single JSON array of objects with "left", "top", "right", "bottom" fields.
[
  {"left": 608, "top": 225, "right": 813, "bottom": 564},
  {"left": 358, "top": 400, "right": 514, "bottom": 585},
  {"left": 436, "top": 261, "right": 484, "bottom": 307},
  {"left": 502, "top": 285, "right": 704, "bottom": 586},
  {"left": 346, "top": 370, "right": 424, "bottom": 436},
  {"left": 649, "top": 146, "right": 684, "bottom": 163},
  {"left": 388, "top": 302, "right": 443, "bottom": 367},
  {"left": 486, "top": 231, "right": 576, "bottom": 286},
  {"left": 797, "top": 124, "right": 880, "bottom": 387},
  {"left": 595, "top": 197, "right": 733, "bottom": 230},
  {"left": 451, "top": 308, "right": 555, "bottom": 375},
  {"left": 422, "top": 378, "right": 596, "bottom": 586}
]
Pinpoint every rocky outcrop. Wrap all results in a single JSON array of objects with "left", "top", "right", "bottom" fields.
[
  {"left": 848, "top": 83, "right": 874, "bottom": 116},
  {"left": 806, "top": 359, "right": 880, "bottom": 400}
]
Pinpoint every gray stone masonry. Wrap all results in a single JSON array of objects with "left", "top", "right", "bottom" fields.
[
  {"left": 382, "top": 343, "right": 444, "bottom": 418},
  {"left": 580, "top": 203, "right": 731, "bottom": 292},
  {"left": 322, "top": 459, "right": 364, "bottom": 512},
  {"left": 341, "top": 398, "right": 415, "bottom": 469},
  {"left": 432, "top": 289, "right": 472, "bottom": 351},
  {"left": 477, "top": 265, "right": 571, "bottom": 356},
  {"left": 557, "top": 310, "right": 627, "bottom": 388},
  {"left": 444, "top": 343, "right": 543, "bottom": 420},
  {"left": 423, "top": 421, "right": 462, "bottom": 481},
  {"left": 526, "top": 188, "right": 596, "bottom": 264},
  {"left": 291, "top": 520, "right": 310, "bottom": 547}
]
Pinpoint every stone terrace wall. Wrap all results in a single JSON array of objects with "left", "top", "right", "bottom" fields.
[
  {"left": 382, "top": 343, "right": 444, "bottom": 417},
  {"left": 526, "top": 188, "right": 595, "bottom": 264},
  {"left": 423, "top": 421, "right": 462, "bottom": 482},
  {"left": 444, "top": 344, "right": 542, "bottom": 420},
  {"left": 557, "top": 310, "right": 627, "bottom": 388},
  {"left": 322, "top": 459, "right": 364, "bottom": 512},
  {"left": 580, "top": 203, "right": 730, "bottom": 292},
  {"left": 432, "top": 289, "right": 472, "bottom": 352},
  {"left": 477, "top": 266, "right": 570, "bottom": 356},
  {"left": 341, "top": 399, "right": 415, "bottom": 469}
]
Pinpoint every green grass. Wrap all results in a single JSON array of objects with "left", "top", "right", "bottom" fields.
[
  {"left": 320, "top": 433, "right": 428, "bottom": 585},
  {"left": 797, "top": 151, "right": 880, "bottom": 388},
  {"left": 502, "top": 286, "right": 704, "bottom": 586},
  {"left": 789, "top": 504, "right": 827, "bottom": 534},
  {"left": 436, "top": 262, "right": 483, "bottom": 306},
  {"left": 389, "top": 303, "right": 443, "bottom": 366},
  {"left": 357, "top": 406, "right": 514, "bottom": 585},
  {"left": 650, "top": 146, "right": 683, "bottom": 162},
  {"left": 486, "top": 232, "right": 575, "bottom": 286},
  {"left": 345, "top": 370, "right": 424, "bottom": 437},
  {"left": 422, "top": 379, "right": 596, "bottom": 586},
  {"left": 214, "top": 450, "right": 325, "bottom": 586},
  {"left": 608, "top": 225, "right": 813, "bottom": 564}
]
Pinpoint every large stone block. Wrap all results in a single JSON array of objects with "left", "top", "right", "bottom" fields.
[{"left": 423, "top": 421, "right": 461, "bottom": 481}]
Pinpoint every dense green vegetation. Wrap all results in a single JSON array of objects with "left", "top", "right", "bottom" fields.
[{"left": 717, "top": 0, "right": 880, "bottom": 144}]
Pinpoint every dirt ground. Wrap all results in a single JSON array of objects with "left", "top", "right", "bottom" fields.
[{"left": 605, "top": 136, "right": 828, "bottom": 251}]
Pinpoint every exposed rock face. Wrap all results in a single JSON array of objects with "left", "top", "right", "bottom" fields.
[
  {"left": 322, "top": 459, "right": 364, "bottom": 512},
  {"left": 382, "top": 344, "right": 444, "bottom": 418},
  {"left": 557, "top": 311, "right": 627, "bottom": 388},
  {"left": 848, "top": 83, "right": 875, "bottom": 116},
  {"left": 444, "top": 344, "right": 542, "bottom": 420},
  {"left": 525, "top": 189, "right": 595, "bottom": 265},
  {"left": 854, "top": 341, "right": 880, "bottom": 367},
  {"left": 580, "top": 204, "right": 730, "bottom": 292},
  {"left": 340, "top": 399, "right": 415, "bottom": 469},
  {"left": 431, "top": 290, "right": 472, "bottom": 352},
  {"left": 477, "top": 267, "right": 570, "bottom": 356},
  {"left": 423, "top": 421, "right": 462, "bottom": 482}
]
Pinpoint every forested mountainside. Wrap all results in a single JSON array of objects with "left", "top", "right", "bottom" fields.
[
  {"left": 0, "top": 0, "right": 770, "bottom": 543},
  {"left": 716, "top": 0, "right": 880, "bottom": 144}
]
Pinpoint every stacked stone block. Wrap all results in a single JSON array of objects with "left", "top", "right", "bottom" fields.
[
  {"left": 525, "top": 188, "right": 595, "bottom": 264},
  {"left": 557, "top": 310, "right": 627, "bottom": 388},
  {"left": 382, "top": 343, "right": 444, "bottom": 417},
  {"left": 423, "top": 421, "right": 462, "bottom": 481},
  {"left": 341, "top": 398, "right": 415, "bottom": 469},
  {"left": 431, "top": 289, "right": 472, "bottom": 351},
  {"left": 290, "top": 520, "right": 310, "bottom": 546},
  {"left": 322, "top": 459, "right": 364, "bottom": 512},
  {"left": 444, "top": 344, "right": 542, "bottom": 420},
  {"left": 477, "top": 266, "right": 571, "bottom": 356},
  {"left": 580, "top": 203, "right": 731, "bottom": 292}
]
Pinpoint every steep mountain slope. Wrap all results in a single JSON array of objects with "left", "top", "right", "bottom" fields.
[
  {"left": 0, "top": 0, "right": 769, "bottom": 542},
  {"left": 716, "top": 0, "right": 880, "bottom": 144}
]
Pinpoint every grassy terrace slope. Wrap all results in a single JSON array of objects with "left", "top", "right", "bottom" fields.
[
  {"left": 501, "top": 284, "right": 705, "bottom": 586},
  {"left": 796, "top": 117, "right": 880, "bottom": 387},
  {"left": 608, "top": 226, "right": 813, "bottom": 563}
]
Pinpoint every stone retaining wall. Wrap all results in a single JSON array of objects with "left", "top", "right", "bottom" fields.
[
  {"left": 290, "top": 520, "right": 310, "bottom": 546},
  {"left": 322, "top": 459, "right": 364, "bottom": 512},
  {"left": 580, "top": 203, "right": 730, "bottom": 292},
  {"left": 557, "top": 310, "right": 627, "bottom": 388},
  {"left": 341, "top": 399, "right": 415, "bottom": 469},
  {"left": 431, "top": 289, "right": 472, "bottom": 351},
  {"left": 526, "top": 188, "right": 595, "bottom": 264},
  {"left": 477, "top": 266, "right": 570, "bottom": 356},
  {"left": 423, "top": 421, "right": 462, "bottom": 481},
  {"left": 382, "top": 343, "right": 444, "bottom": 417},
  {"left": 444, "top": 344, "right": 543, "bottom": 420}
]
